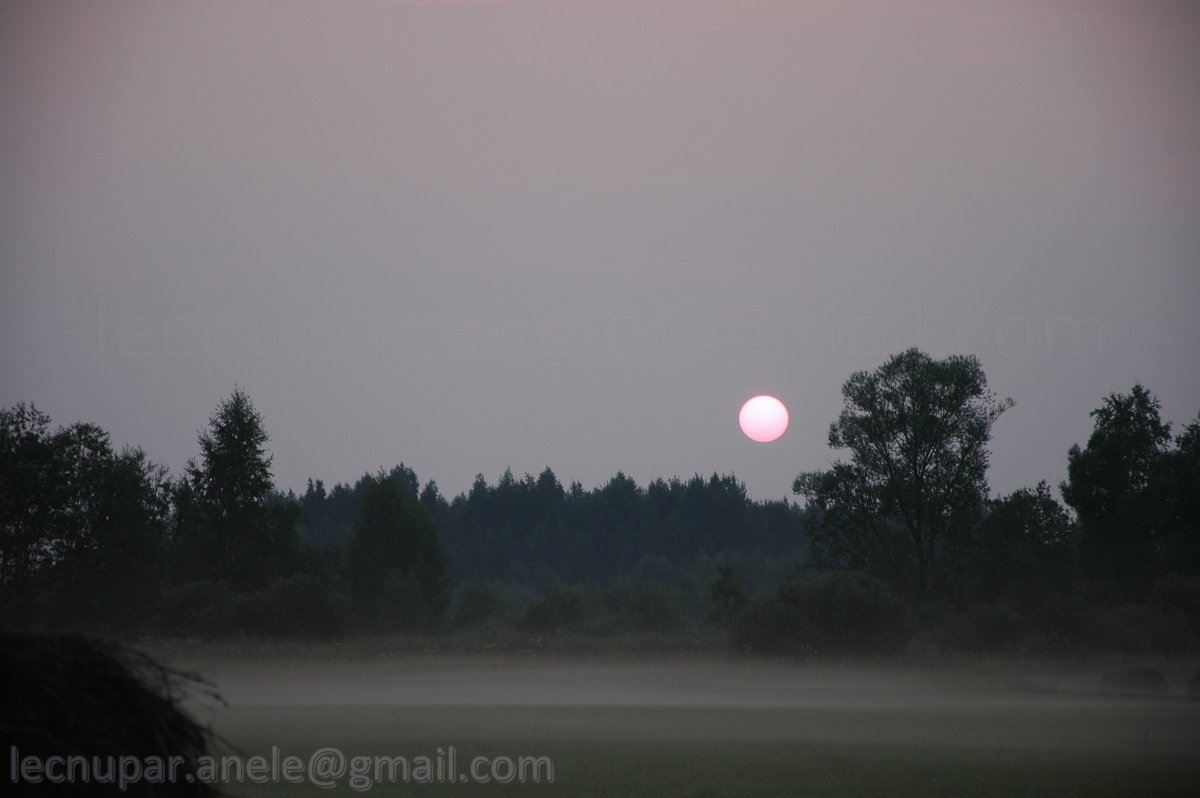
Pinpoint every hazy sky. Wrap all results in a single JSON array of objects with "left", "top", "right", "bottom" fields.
[{"left": 2, "top": 0, "right": 1198, "bottom": 503}]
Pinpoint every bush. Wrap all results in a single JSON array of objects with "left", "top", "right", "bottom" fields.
[
  {"left": 522, "top": 585, "right": 597, "bottom": 633},
  {"left": 940, "top": 598, "right": 1197, "bottom": 656},
  {"left": 380, "top": 570, "right": 443, "bottom": 632},
  {"left": 1091, "top": 604, "right": 1194, "bottom": 654},
  {"left": 155, "top": 580, "right": 238, "bottom": 637},
  {"left": 242, "top": 574, "right": 348, "bottom": 639},
  {"left": 1024, "top": 595, "right": 1096, "bottom": 654},
  {"left": 155, "top": 576, "right": 347, "bottom": 639},
  {"left": 706, "top": 564, "right": 747, "bottom": 627},
  {"left": 941, "top": 603, "right": 1025, "bottom": 654},
  {"left": 730, "top": 572, "right": 913, "bottom": 658},
  {"left": 1153, "top": 575, "right": 1200, "bottom": 638},
  {"left": 453, "top": 581, "right": 506, "bottom": 629},
  {"left": 607, "top": 581, "right": 687, "bottom": 632}
]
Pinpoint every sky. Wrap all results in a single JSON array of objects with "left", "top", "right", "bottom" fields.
[{"left": 2, "top": 0, "right": 1198, "bottom": 504}]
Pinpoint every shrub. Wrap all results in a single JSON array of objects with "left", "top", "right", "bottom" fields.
[
  {"left": 1024, "top": 595, "right": 1096, "bottom": 654},
  {"left": 155, "top": 576, "right": 347, "bottom": 639},
  {"left": 522, "top": 585, "right": 596, "bottom": 633},
  {"left": 607, "top": 581, "right": 687, "bottom": 632},
  {"left": 154, "top": 580, "right": 238, "bottom": 637},
  {"left": 730, "top": 572, "right": 912, "bottom": 658},
  {"left": 1153, "top": 574, "right": 1200, "bottom": 638},
  {"left": 453, "top": 580, "right": 505, "bottom": 629},
  {"left": 706, "top": 564, "right": 747, "bottom": 627},
  {"left": 380, "top": 570, "right": 443, "bottom": 632},
  {"left": 1091, "top": 604, "right": 1194, "bottom": 654},
  {"left": 243, "top": 574, "right": 348, "bottom": 639},
  {"left": 941, "top": 603, "right": 1025, "bottom": 654}
]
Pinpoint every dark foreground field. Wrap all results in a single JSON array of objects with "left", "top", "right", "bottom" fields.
[{"left": 154, "top": 640, "right": 1200, "bottom": 797}]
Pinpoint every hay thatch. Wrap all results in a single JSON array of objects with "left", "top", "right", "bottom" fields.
[
  {"left": 0, "top": 631, "right": 221, "bottom": 795},
  {"left": 1099, "top": 665, "right": 1170, "bottom": 697}
]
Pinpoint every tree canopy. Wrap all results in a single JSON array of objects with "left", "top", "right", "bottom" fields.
[
  {"left": 346, "top": 467, "right": 449, "bottom": 631},
  {"left": 3, "top": 370, "right": 1198, "bottom": 655},
  {"left": 0, "top": 403, "right": 169, "bottom": 626},
  {"left": 173, "top": 388, "right": 299, "bottom": 589},
  {"left": 794, "top": 348, "right": 1013, "bottom": 601},
  {"left": 1062, "top": 384, "right": 1197, "bottom": 598}
]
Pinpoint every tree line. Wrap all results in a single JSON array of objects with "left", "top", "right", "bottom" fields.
[
  {"left": 2, "top": 349, "right": 1197, "bottom": 655},
  {"left": 758, "top": 349, "right": 1199, "bottom": 656},
  {"left": 0, "top": 388, "right": 805, "bottom": 638}
]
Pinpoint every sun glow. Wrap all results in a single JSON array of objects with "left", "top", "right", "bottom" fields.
[{"left": 738, "top": 395, "right": 789, "bottom": 443}]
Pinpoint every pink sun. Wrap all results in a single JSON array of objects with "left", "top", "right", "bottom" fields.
[{"left": 739, "top": 395, "right": 789, "bottom": 443}]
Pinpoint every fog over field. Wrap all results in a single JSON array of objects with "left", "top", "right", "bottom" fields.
[
  {"left": 173, "top": 650, "right": 1200, "bottom": 795},
  {"left": 206, "top": 657, "right": 1121, "bottom": 711}
]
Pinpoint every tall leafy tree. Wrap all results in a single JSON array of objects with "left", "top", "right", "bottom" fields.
[
  {"left": 1156, "top": 416, "right": 1200, "bottom": 576},
  {"left": 174, "top": 388, "right": 298, "bottom": 588},
  {"left": 347, "top": 467, "right": 449, "bottom": 630},
  {"left": 61, "top": 444, "right": 171, "bottom": 626},
  {"left": 794, "top": 348, "right": 1013, "bottom": 601},
  {"left": 1061, "top": 384, "right": 1172, "bottom": 597},
  {"left": 0, "top": 404, "right": 169, "bottom": 625},
  {"left": 964, "top": 482, "right": 1075, "bottom": 609},
  {"left": 0, "top": 404, "right": 59, "bottom": 603},
  {"left": 190, "top": 387, "right": 273, "bottom": 518}
]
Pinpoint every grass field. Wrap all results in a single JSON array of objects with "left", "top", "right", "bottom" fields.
[{"left": 152, "top": 640, "right": 1200, "bottom": 797}]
